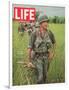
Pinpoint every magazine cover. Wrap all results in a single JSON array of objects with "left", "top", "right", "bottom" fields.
[{"left": 12, "top": 4, "right": 65, "bottom": 85}]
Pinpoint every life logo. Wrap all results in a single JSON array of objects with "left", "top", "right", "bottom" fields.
[{"left": 13, "top": 7, "right": 36, "bottom": 21}]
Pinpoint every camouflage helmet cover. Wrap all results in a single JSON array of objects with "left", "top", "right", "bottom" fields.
[{"left": 38, "top": 15, "right": 49, "bottom": 24}]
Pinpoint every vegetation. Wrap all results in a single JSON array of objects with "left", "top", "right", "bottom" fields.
[{"left": 12, "top": 21, "right": 65, "bottom": 85}]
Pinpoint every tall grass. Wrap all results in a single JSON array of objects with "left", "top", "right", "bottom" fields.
[{"left": 12, "top": 21, "right": 65, "bottom": 85}]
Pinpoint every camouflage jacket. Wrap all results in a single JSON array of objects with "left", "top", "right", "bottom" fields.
[{"left": 28, "top": 29, "right": 56, "bottom": 53}]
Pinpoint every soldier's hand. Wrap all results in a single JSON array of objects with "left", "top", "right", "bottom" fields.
[
  {"left": 28, "top": 62, "right": 35, "bottom": 68},
  {"left": 48, "top": 52, "right": 54, "bottom": 60}
]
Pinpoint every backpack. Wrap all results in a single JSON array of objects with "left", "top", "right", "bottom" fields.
[{"left": 48, "top": 30, "right": 55, "bottom": 44}]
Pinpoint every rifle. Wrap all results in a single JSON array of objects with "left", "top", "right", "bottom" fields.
[{"left": 17, "top": 61, "right": 35, "bottom": 69}]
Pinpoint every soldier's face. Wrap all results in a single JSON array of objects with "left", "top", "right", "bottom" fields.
[{"left": 40, "top": 21, "right": 48, "bottom": 30}]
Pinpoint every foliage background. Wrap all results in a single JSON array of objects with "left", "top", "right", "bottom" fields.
[{"left": 12, "top": 21, "right": 65, "bottom": 85}]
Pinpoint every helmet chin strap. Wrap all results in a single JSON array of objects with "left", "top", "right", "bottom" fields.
[
  {"left": 39, "top": 26, "right": 47, "bottom": 39},
  {"left": 40, "top": 26, "right": 43, "bottom": 32}
]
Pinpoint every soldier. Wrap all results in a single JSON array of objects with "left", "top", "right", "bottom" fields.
[
  {"left": 28, "top": 15, "right": 56, "bottom": 84},
  {"left": 18, "top": 22, "right": 25, "bottom": 36},
  {"left": 35, "top": 22, "right": 40, "bottom": 31},
  {"left": 27, "top": 24, "right": 32, "bottom": 36}
]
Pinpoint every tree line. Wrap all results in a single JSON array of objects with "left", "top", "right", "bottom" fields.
[
  {"left": 48, "top": 16, "right": 65, "bottom": 24},
  {"left": 36, "top": 11, "right": 65, "bottom": 24}
]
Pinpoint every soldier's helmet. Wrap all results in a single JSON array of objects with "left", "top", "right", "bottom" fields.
[{"left": 38, "top": 15, "right": 49, "bottom": 24}]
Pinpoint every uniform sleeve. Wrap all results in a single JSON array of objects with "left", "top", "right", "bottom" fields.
[
  {"left": 49, "top": 30, "right": 56, "bottom": 44},
  {"left": 28, "top": 31, "right": 36, "bottom": 49}
]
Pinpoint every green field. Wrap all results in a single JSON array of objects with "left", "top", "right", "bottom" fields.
[{"left": 12, "top": 21, "right": 65, "bottom": 85}]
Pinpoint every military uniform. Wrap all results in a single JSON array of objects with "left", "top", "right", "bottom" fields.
[
  {"left": 28, "top": 15, "right": 56, "bottom": 84},
  {"left": 27, "top": 24, "right": 32, "bottom": 35}
]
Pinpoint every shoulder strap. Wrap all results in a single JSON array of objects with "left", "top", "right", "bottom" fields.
[{"left": 47, "top": 30, "right": 55, "bottom": 44}]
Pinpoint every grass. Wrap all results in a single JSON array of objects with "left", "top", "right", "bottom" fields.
[{"left": 12, "top": 21, "right": 65, "bottom": 85}]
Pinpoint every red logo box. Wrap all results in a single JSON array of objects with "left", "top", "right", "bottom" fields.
[{"left": 14, "top": 7, "right": 36, "bottom": 21}]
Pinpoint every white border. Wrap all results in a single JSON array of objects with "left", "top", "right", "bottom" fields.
[
  {"left": 10, "top": 1, "right": 67, "bottom": 88},
  {"left": 0, "top": 0, "right": 69, "bottom": 90},
  {"left": 9, "top": 1, "right": 65, "bottom": 87},
  {"left": 9, "top": 1, "right": 12, "bottom": 87}
]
